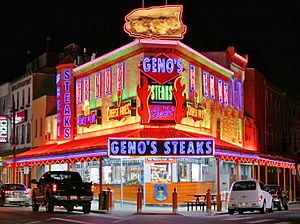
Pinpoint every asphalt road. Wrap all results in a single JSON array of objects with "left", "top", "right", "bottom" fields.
[{"left": 0, "top": 203, "right": 300, "bottom": 224}]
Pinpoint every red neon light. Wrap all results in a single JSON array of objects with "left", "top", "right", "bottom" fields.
[
  {"left": 137, "top": 76, "right": 151, "bottom": 124},
  {"left": 189, "top": 64, "right": 196, "bottom": 92},
  {"left": 173, "top": 76, "right": 187, "bottom": 124},
  {"left": 84, "top": 77, "right": 90, "bottom": 101},
  {"left": 95, "top": 72, "right": 101, "bottom": 98},
  {"left": 76, "top": 80, "right": 82, "bottom": 104},
  {"left": 117, "top": 63, "right": 124, "bottom": 90},
  {"left": 105, "top": 67, "right": 112, "bottom": 94}
]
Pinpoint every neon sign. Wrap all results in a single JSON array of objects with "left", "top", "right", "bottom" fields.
[
  {"left": 108, "top": 102, "right": 131, "bottom": 121},
  {"left": 105, "top": 67, "right": 112, "bottom": 94},
  {"left": 0, "top": 115, "right": 8, "bottom": 143},
  {"left": 95, "top": 72, "right": 101, "bottom": 98},
  {"left": 139, "top": 53, "right": 184, "bottom": 85},
  {"left": 218, "top": 79, "right": 223, "bottom": 104},
  {"left": 237, "top": 81, "right": 243, "bottom": 110},
  {"left": 83, "top": 77, "right": 89, "bottom": 101},
  {"left": 230, "top": 78, "right": 235, "bottom": 108},
  {"left": 202, "top": 70, "right": 208, "bottom": 97},
  {"left": 56, "top": 65, "right": 74, "bottom": 141},
  {"left": 78, "top": 100, "right": 97, "bottom": 128},
  {"left": 210, "top": 74, "right": 215, "bottom": 99},
  {"left": 123, "top": 5, "right": 187, "bottom": 40},
  {"left": 15, "top": 110, "right": 27, "bottom": 124},
  {"left": 189, "top": 64, "right": 196, "bottom": 92},
  {"left": 108, "top": 138, "right": 214, "bottom": 157},
  {"left": 117, "top": 63, "right": 124, "bottom": 90},
  {"left": 150, "top": 105, "right": 175, "bottom": 120},
  {"left": 223, "top": 82, "right": 228, "bottom": 106},
  {"left": 150, "top": 84, "right": 173, "bottom": 102},
  {"left": 76, "top": 79, "right": 82, "bottom": 104},
  {"left": 187, "top": 104, "right": 205, "bottom": 122}
]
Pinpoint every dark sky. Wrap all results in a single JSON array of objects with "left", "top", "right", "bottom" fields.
[{"left": 1, "top": 0, "right": 299, "bottom": 94}]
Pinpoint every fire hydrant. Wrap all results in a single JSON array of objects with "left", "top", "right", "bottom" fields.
[{"left": 206, "top": 189, "right": 211, "bottom": 212}]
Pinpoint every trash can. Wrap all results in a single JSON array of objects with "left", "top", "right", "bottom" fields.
[{"left": 99, "top": 189, "right": 114, "bottom": 210}]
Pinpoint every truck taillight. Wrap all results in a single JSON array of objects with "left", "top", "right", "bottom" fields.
[
  {"left": 91, "top": 185, "right": 95, "bottom": 192},
  {"left": 258, "top": 195, "right": 263, "bottom": 202},
  {"left": 52, "top": 184, "right": 57, "bottom": 192},
  {"left": 4, "top": 190, "right": 11, "bottom": 194}
]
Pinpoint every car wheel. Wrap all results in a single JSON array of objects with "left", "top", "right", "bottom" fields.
[
  {"left": 228, "top": 209, "right": 234, "bottom": 215},
  {"left": 82, "top": 204, "right": 91, "bottom": 214},
  {"left": 283, "top": 198, "right": 289, "bottom": 210},
  {"left": 260, "top": 201, "right": 266, "bottom": 214},
  {"left": 46, "top": 196, "right": 54, "bottom": 213},
  {"left": 66, "top": 205, "right": 74, "bottom": 213},
  {"left": 238, "top": 209, "right": 244, "bottom": 214},
  {"left": 32, "top": 196, "right": 40, "bottom": 212},
  {"left": 268, "top": 201, "right": 274, "bottom": 213},
  {"left": 278, "top": 201, "right": 283, "bottom": 211}
]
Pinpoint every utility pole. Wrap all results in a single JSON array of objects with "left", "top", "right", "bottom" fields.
[{"left": 12, "top": 100, "right": 16, "bottom": 184}]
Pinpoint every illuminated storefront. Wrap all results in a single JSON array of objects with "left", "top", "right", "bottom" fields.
[{"left": 4, "top": 5, "right": 297, "bottom": 207}]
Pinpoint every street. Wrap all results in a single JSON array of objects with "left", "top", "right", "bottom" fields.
[{"left": 0, "top": 203, "right": 300, "bottom": 224}]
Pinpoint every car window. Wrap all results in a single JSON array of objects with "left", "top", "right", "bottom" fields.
[
  {"left": 50, "top": 172, "right": 82, "bottom": 182},
  {"left": 4, "top": 184, "right": 26, "bottom": 190},
  {"left": 259, "top": 182, "right": 265, "bottom": 190},
  {"left": 232, "top": 181, "right": 256, "bottom": 191},
  {"left": 265, "top": 186, "right": 277, "bottom": 193}
]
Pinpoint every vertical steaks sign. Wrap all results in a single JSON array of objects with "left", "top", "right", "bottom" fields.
[
  {"left": 56, "top": 64, "right": 75, "bottom": 141},
  {"left": 108, "top": 138, "right": 214, "bottom": 157}
]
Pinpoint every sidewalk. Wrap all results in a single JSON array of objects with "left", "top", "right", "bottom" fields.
[{"left": 89, "top": 199, "right": 228, "bottom": 216}]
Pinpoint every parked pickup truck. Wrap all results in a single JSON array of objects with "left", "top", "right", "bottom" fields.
[{"left": 31, "top": 171, "right": 94, "bottom": 213}]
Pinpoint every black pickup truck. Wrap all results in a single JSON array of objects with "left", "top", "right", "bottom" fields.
[{"left": 31, "top": 171, "right": 94, "bottom": 213}]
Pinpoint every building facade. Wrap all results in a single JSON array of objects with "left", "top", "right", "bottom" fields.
[{"left": 3, "top": 5, "right": 299, "bottom": 208}]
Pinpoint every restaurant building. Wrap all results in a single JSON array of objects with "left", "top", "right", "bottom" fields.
[{"left": 4, "top": 5, "right": 297, "bottom": 207}]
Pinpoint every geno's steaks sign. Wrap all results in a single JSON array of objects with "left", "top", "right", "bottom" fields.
[{"left": 108, "top": 138, "right": 215, "bottom": 157}]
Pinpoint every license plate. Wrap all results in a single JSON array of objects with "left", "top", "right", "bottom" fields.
[
  {"left": 240, "top": 202, "right": 247, "bottom": 207},
  {"left": 70, "top": 196, "right": 77, "bottom": 200}
]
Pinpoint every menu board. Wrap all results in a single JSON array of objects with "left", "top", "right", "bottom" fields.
[{"left": 0, "top": 115, "right": 8, "bottom": 143}]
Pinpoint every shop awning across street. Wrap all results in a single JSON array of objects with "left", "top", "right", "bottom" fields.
[{"left": 5, "top": 128, "right": 295, "bottom": 169}]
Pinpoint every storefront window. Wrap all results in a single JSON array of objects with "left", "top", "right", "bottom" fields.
[
  {"left": 178, "top": 158, "right": 215, "bottom": 182},
  {"left": 151, "top": 163, "right": 171, "bottom": 183}
]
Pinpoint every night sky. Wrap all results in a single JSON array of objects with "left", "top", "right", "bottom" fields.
[{"left": 1, "top": 0, "right": 299, "bottom": 94}]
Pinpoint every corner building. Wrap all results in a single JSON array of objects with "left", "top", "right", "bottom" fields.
[{"left": 7, "top": 40, "right": 296, "bottom": 207}]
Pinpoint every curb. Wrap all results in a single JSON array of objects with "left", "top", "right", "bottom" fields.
[{"left": 134, "top": 212, "right": 181, "bottom": 215}]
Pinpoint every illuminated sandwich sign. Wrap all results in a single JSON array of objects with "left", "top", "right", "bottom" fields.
[
  {"left": 108, "top": 138, "right": 214, "bottom": 157},
  {"left": 124, "top": 5, "right": 187, "bottom": 40}
]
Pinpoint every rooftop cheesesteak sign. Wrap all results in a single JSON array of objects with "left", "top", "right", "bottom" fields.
[{"left": 108, "top": 138, "right": 214, "bottom": 157}]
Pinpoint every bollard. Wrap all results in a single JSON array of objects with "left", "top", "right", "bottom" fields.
[
  {"left": 216, "top": 193, "right": 222, "bottom": 211},
  {"left": 98, "top": 192, "right": 102, "bottom": 210},
  {"left": 137, "top": 188, "right": 143, "bottom": 213},
  {"left": 206, "top": 189, "right": 211, "bottom": 212},
  {"left": 108, "top": 188, "right": 113, "bottom": 212},
  {"left": 172, "top": 188, "right": 178, "bottom": 214}
]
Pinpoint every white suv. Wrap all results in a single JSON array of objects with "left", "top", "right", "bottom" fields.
[{"left": 227, "top": 180, "right": 273, "bottom": 214}]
